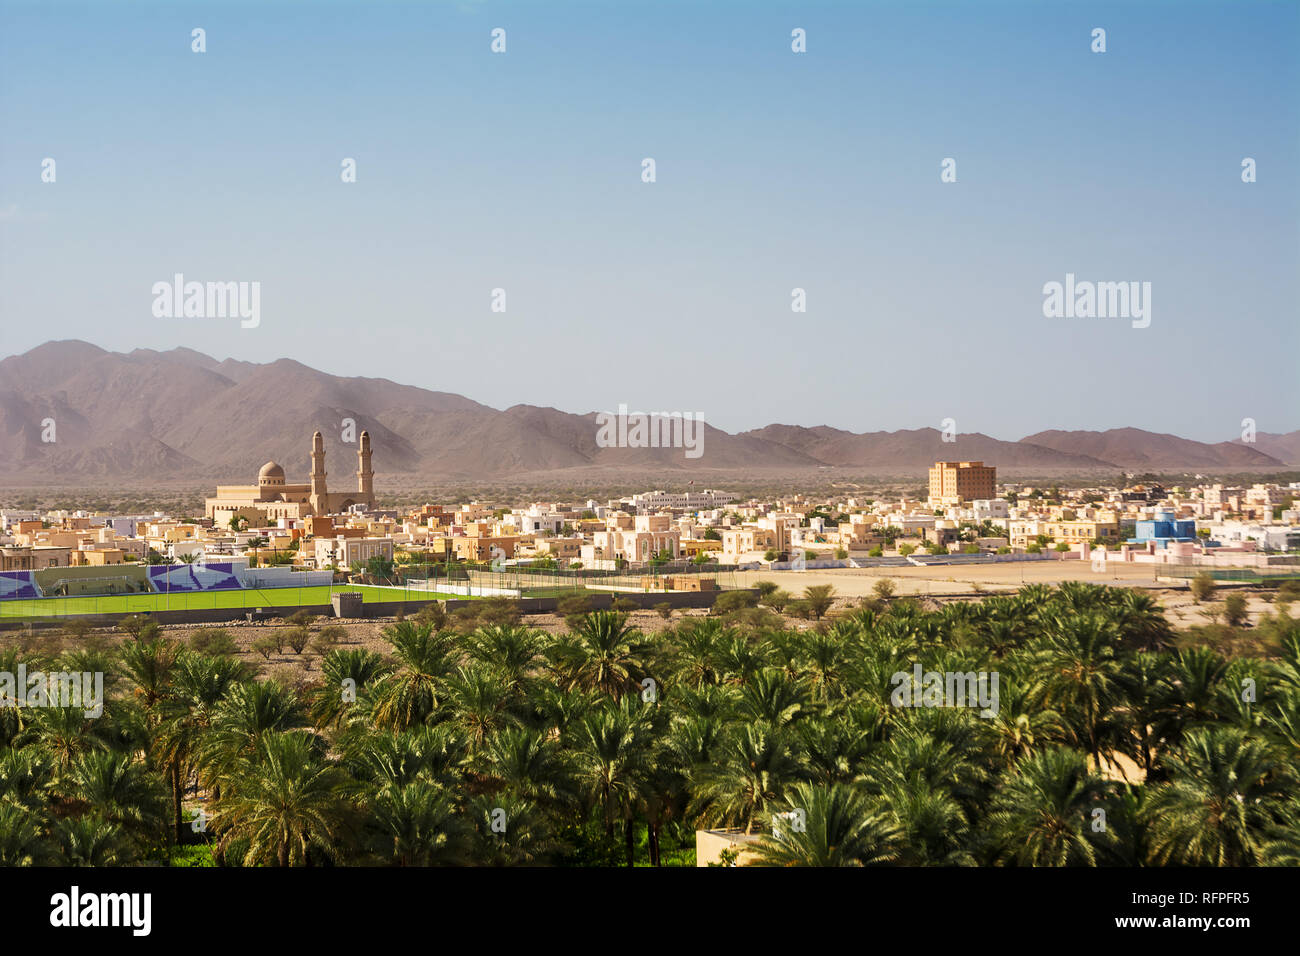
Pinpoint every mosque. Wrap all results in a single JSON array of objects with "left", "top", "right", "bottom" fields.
[{"left": 205, "top": 430, "right": 375, "bottom": 524}]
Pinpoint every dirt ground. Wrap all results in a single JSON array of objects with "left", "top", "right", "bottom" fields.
[
  {"left": 2, "top": 567, "right": 1288, "bottom": 687},
  {"left": 731, "top": 564, "right": 1285, "bottom": 632}
]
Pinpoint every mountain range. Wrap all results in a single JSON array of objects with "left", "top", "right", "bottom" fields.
[{"left": 0, "top": 341, "right": 1294, "bottom": 482}]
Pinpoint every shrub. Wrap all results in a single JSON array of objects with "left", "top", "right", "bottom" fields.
[
  {"left": 785, "top": 599, "right": 811, "bottom": 619},
  {"left": 868, "top": 547, "right": 883, "bottom": 557},
  {"left": 996, "top": 546, "right": 1011, "bottom": 555},
  {"left": 1190, "top": 572, "right": 1216, "bottom": 604},
  {"left": 61, "top": 619, "right": 95, "bottom": 641},
  {"left": 835, "top": 548, "right": 848, "bottom": 560},
  {"left": 118, "top": 615, "right": 150, "bottom": 638},
  {"left": 285, "top": 626, "right": 312, "bottom": 654},
  {"left": 763, "top": 589, "right": 791, "bottom": 612},
  {"left": 754, "top": 580, "right": 779, "bottom": 598},
  {"left": 654, "top": 602, "right": 674, "bottom": 620},
  {"left": 712, "top": 591, "right": 758, "bottom": 616},
  {"left": 725, "top": 606, "right": 783, "bottom": 629},
  {"left": 190, "top": 628, "right": 238, "bottom": 657},
  {"left": 898, "top": 544, "right": 916, "bottom": 557},
  {"left": 477, "top": 597, "right": 522, "bottom": 627},
  {"left": 963, "top": 544, "right": 980, "bottom": 555},
  {"left": 252, "top": 636, "right": 278, "bottom": 660},
  {"left": 763, "top": 550, "right": 778, "bottom": 562},
  {"left": 285, "top": 610, "right": 317, "bottom": 628},
  {"left": 557, "top": 594, "right": 594, "bottom": 629},
  {"left": 1054, "top": 543, "right": 1071, "bottom": 553},
  {"left": 313, "top": 625, "right": 346, "bottom": 654},
  {"left": 414, "top": 602, "right": 447, "bottom": 631},
  {"left": 1026, "top": 543, "right": 1042, "bottom": 554},
  {"left": 610, "top": 597, "right": 640, "bottom": 614},
  {"left": 1224, "top": 592, "right": 1249, "bottom": 627},
  {"left": 873, "top": 579, "right": 895, "bottom": 601},
  {"left": 1276, "top": 580, "right": 1300, "bottom": 604}
]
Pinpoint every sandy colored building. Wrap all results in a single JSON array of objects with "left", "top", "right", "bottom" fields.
[
  {"left": 312, "top": 535, "right": 394, "bottom": 570},
  {"left": 928, "top": 461, "right": 997, "bottom": 508},
  {"left": 1044, "top": 516, "right": 1121, "bottom": 545},
  {"left": 696, "top": 829, "right": 762, "bottom": 867}
]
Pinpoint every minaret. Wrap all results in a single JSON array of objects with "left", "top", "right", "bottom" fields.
[
  {"left": 310, "top": 430, "right": 328, "bottom": 511},
  {"left": 357, "top": 430, "right": 374, "bottom": 503}
]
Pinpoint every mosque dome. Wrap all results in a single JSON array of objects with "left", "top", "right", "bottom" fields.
[{"left": 258, "top": 460, "right": 286, "bottom": 482}]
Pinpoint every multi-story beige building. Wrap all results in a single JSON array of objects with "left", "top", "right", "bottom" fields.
[
  {"left": 313, "top": 535, "right": 394, "bottom": 570},
  {"left": 721, "top": 527, "right": 777, "bottom": 563},
  {"left": 1044, "top": 517, "right": 1120, "bottom": 545},
  {"left": 584, "top": 513, "right": 681, "bottom": 565},
  {"left": 928, "top": 461, "right": 997, "bottom": 508}
]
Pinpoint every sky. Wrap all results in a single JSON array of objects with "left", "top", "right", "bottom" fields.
[{"left": 1, "top": 0, "right": 1296, "bottom": 443}]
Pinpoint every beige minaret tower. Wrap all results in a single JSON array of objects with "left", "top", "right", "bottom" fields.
[
  {"left": 357, "top": 430, "right": 374, "bottom": 504},
  {"left": 310, "top": 430, "right": 328, "bottom": 513}
]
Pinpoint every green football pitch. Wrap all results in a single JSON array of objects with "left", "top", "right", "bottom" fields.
[{"left": 0, "top": 585, "right": 466, "bottom": 619}]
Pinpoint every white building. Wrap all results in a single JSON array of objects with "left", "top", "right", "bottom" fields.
[
  {"left": 973, "top": 499, "right": 1010, "bottom": 520},
  {"left": 626, "top": 489, "right": 738, "bottom": 513},
  {"left": 313, "top": 536, "right": 395, "bottom": 569}
]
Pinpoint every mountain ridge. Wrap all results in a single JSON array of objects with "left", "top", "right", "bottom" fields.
[{"left": 0, "top": 341, "right": 1293, "bottom": 480}]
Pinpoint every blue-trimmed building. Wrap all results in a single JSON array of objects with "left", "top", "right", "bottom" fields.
[{"left": 1132, "top": 509, "right": 1198, "bottom": 547}]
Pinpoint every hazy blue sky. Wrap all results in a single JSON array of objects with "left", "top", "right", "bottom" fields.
[{"left": 2, "top": 0, "right": 1296, "bottom": 441}]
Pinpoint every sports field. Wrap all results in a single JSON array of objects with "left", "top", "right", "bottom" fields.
[{"left": 0, "top": 584, "right": 465, "bottom": 619}]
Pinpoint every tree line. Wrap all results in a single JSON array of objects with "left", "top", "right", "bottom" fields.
[{"left": 1, "top": 580, "right": 1297, "bottom": 866}]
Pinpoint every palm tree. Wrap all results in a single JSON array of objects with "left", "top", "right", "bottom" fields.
[
  {"left": 197, "top": 680, "right": 309, "bottom": 793},
  {"left": 797, "top": 713, "right": 881, "bottom": 784},
  {"left": 475, "top": 727, "right": 575, "bottom": 810},
  {"left": 1030, "top": 612, "right": 1124, "bottom": 763},
  {"left": 369, "top": 621, "right": 458, "bottom": 730},
  {"left": 691, "top": 723, "right": 806, "bottom": 834},
  {"left": 465, "top": 624, "right": 547, "bottom": 695},
  {"left": 550, "top": 611, "right": 646, "bottom": 700},
  {"left": 666, "top": 618, "right": 726, "bottom": 688},
  {"left": 977, "top": 678, "right": 1065, "bottom": 767},
  {"left": 118, "top": 634, "right": 179, "bottom": 717},
  {"left": 0, "top": 803, "right": 54, "bottom": 866},
  {"left": 570, "top": 699, "right": 652, "bottom": 865},
  {"left": 876, "top": 778, "right": 975, "bottom": 865},
  {"left": 214, "top": 731, "right": 357, "bottom": 867},
  {"left": 1146, "top": 727, "right": 1291, "bottom": 866},
  {"left": 1164, "top": 647, "right": 1230, "bottom": 733},
  {"left": 1114, "top": 651, "right": 1175, "bottom": 774},
  {"left": 0, "top": 747, "right": 53, "bottom": 812},
  {"left": 156, "top": 651, "right": 246, "bottom": 842},
  {"left": 310, "top": 649, "right": 390, "bottom": 729},
  {"left": 737, "top": 668, "right": 810, "bottom": 728},
  {"left": 28, "top": 705, "right": 108, "bottom": 776},
  {"left": 713, "top": 632, "right": 771, "bottom": 686},
  {"left": 55, "top": 816, "right": 134, "bottom": 866},
  {"left": 987, "top": 747, "right": 1112, "bottom": 866},
  {"left": 365, "top": 780, "right": 467, "bottom": 866},
  {"left": 343, "top": 724, "right": 467, "bottom": 792},
  {"left": 797, "top": 625, "right": 858, "bottom": 700},
  {"left": 466, "top": 793, "right": 559, "bottom": 866},
  {"left": 443, "top": 665, "right": 516, "bottom": 748},
  {"left": 749, "top": 783, "right": 901, "bottom": 866},
  {"left": 1113, "top": 590, "right": 1174, "bottom": 651},
  {"left": 60, "top": 750, "right": 168, "bottom": 852}
]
